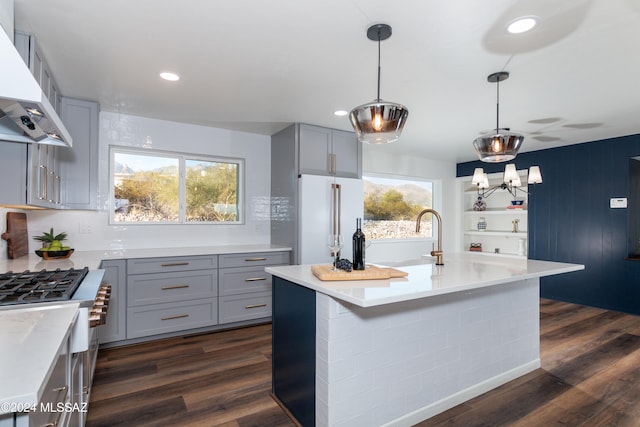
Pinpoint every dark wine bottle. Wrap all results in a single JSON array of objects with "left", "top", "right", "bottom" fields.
[{"left": 352, "top": 218, "right": 365, "bottom": 270}]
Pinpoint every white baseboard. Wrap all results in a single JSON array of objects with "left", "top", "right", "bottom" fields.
[{"left": 381, "top": 359, "right": 541, "bottom": 427}]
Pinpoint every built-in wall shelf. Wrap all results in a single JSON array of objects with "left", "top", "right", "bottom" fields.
[
  {"left": 464, "top": 231, "right": 527, "bottom": 237},
  {"left": 464, "top": 209, "right": 527, "bottom": 215},
  {"left": 457, "top": 170, "right": 529, "bottom": 258}
]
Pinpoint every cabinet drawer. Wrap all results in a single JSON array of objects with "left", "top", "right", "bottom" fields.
[
  {"left": 127, "top": 255, "right": 218, "bottom": 274},
  {"left": 127, "top": 299, "right": 218, "bottom": 339},
  {"left": 219, "top": 251, "right": 289, "bottom": 268},
  {"left": 128, "top": 269, "right": 218, "bottom": 307},
  {"left": 219, "top": 292, "right": 271, "bottom": 324},
  {"left": 219, "top": 267, "right": 272, "bottom": 296},
  {"left": 30, "top": 338, "right": 70, "bottom": 426}
]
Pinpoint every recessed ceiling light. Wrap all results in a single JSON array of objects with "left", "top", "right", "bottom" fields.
[
  {"left": 506, "top": 16, "right": 538, "bottom": 34},
  {"left": 334, "top": 110, "right": 348, "bottom": 117},
  {"left": 159, "top": 72, "right": 180, "bottom": 81}
]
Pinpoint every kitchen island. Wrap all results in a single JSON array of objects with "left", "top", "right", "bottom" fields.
[{"left": 266, "top": 253, "right": 584, "bottom": 427}]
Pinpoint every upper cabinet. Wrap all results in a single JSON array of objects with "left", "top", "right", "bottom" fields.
[
  {"left": 59, "top": 97, "right": 99, "bottom": 210},
  {"left": 0, "top": 0, "right": 13, "bottom": 41},
  {"left": 298, "top": 124, "right": 361, "bottom": 178},
  {"left": 14, "top": 31, "right": 62, "bottom": 115},
  {"left": 0, "top": 141, "right": 62, "bottom": 208}
]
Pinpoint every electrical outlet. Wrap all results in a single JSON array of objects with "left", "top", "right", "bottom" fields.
[{"left": 78, "top": 223, "right": 92, "bottom": 234}]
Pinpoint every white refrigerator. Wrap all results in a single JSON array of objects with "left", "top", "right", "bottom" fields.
[{"left": 298, "top": 174, "right": 364, "bottom": 265}]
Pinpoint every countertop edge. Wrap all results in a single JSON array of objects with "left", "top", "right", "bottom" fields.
[
  {"left": 266, "top": 255, "right": 585, "bottom": 307},
  {"left": 0, "top": 303, "right": 79, "bottom": 413},
  {"left": 0, "top": 244, "right": 293, "bottom": 271}
]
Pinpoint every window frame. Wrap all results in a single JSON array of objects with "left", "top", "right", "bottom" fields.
[
  {"left": 363, "top": 173, "right": 437, "bottom": 241},
  {"left": 109, "top": 146, "right": 245, "bottom": 225}
]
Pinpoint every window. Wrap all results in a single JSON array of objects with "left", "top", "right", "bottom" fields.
[
  {"left": 111, "top": 148, "right": 243, "bottom": 224},
  {"left": 363, "top": 175, "right": 433, "bottom": 239}
]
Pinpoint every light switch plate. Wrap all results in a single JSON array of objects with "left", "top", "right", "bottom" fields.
[{"left": 610, "top": 198, "right": 627, "bottom": 208}]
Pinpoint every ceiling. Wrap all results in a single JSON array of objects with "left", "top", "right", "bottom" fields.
[{"left": 13, "top": 0, "right": 640, "bottom": 163}]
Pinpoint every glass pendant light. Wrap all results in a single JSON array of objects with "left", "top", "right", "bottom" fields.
[
  {"left": 349, "top": 24, "right": 409, "bottom": 144},
  {"left": 473, "top": 71, "right": 524, "bottom": 162}
]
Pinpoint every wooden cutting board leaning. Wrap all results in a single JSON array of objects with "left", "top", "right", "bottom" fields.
[
  {"left": 311, "top": 264, "right": 408, "bottom": 281},
  {"left": 1, "top": 212, "right": 29, "bottom": 259}
]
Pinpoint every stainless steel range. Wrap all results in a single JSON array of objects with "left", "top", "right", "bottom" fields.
[{"left": 0, "top": 267, "right": 89, "bottom": 306}]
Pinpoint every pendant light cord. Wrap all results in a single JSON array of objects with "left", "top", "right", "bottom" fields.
[
  {"left": 495, "top": 78, "right": 500, "bottom": 134},
  {"left": 376, "top": 31, "right": 382, "bottom": 102}
]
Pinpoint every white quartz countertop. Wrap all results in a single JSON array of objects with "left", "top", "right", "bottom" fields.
[
  {"left": 266, "top": 252, "right": 585, "bottom": 307},
  {"left": 0, "top": 303, "right": 79, "bottom": 413},
  {"left": 0, "top": 244, "right": 291, "bottom": 271}
]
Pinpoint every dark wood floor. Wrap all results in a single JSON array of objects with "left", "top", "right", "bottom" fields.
[{"left": 86, "top": 299, "right": 640, "bottom": 427}]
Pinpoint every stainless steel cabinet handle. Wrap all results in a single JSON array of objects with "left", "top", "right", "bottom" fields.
[
  {"left": 56, "top": 174, "right": 61, "bottom": 204},
  {"left": 245, "top": 304, "right": 267, "bottom": 309},
  {"left": 245, "top": 277, "right": 267, "bottom": 282},
  {"left": 161, "top": 284, "right": 189, "bottom": 290},
  {"left": 38, "top": 164, "right": 47, "bottom": 200},
  {"left": 162, "top": 314, "right": 189, "bottom": 320},
  {"left": 48, "top": 170, "right": 55, "bottom": 202},
  {"left": 244, "top": 257, "right": 266, "bottom": 261},
  {"left": 161, "top": 262, "right": 189, "bottom": 267}
]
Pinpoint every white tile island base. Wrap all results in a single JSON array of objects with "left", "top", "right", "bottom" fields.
[
  {"left": 268, "top": 254, "right": 584, "bottom": 426},
  {"left": 316, "top": 279, "right": 539, "bottom": 426}
]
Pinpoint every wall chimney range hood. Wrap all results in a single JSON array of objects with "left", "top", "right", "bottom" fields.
[{"left": 0, "top": 29, "right": 72, "bottom": 147}]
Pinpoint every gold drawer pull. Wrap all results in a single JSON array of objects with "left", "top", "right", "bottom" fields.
[
  {"left": 161, "top": 284, "right": 190, "bottom": 290},
  {"left": 245, "top": 303, "right": 267, "bottom": 309},
  {"left": 160, "top": 262, "right": 190, "bottom": 267},
  {"left": 245, "top": 257, "right": 267, "bottom": 261},
  {"left": 162, "top": 314, "right": 189, "bottom": 321},
  {"left": 52, "top": 385, "right": 68, "bottom": 393},
  {"left": 245, "top": 277, "right": 267, "bottom": 282}
]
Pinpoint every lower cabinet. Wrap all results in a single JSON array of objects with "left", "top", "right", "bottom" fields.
[
  {"left": 97, "top": 260, "right": 126, "bottom": 344},
  {"left": 127, "top": 299, "right": 218, "bottom": 339},
  {"left": 219, "top": 292, "right": 272, "bottom": 323},
  {"left": 119, "top": 251, "right": 289, "bottom": 343}
]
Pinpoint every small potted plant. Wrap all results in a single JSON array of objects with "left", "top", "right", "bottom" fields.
[{"left": 33, "top": 228, "right": 73, "bottom": 259}]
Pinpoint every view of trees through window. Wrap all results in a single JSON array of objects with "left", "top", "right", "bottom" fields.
[
  {"left": 363, "top": 176, "right": 433, "bottom": 239},
  {"left": 112, "top": 150, "right": 241, "bottom": 224}
]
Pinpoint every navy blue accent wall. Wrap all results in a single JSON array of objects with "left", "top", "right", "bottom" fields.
[{"left": 457, "top": 134, "right": 640, "bottom": 315}]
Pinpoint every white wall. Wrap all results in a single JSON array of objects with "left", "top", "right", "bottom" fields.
[
  {"left": 362, "top": 147, "right": 457, "bottom": 264},
  {"left": 16, "top": 112, "right": 271, "bottom": 251}
]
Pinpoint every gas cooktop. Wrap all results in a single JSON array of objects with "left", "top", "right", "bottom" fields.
[{"left": 0, "top": 267, "right": 89, "bottom": 306}]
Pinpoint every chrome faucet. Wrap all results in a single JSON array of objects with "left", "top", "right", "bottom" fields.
[{"left": 416, "top": 208, "right": 444, "bottom": 265}]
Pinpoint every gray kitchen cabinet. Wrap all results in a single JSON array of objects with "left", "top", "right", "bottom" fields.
[
  {"left": 14, "top": 31, "right": 62, "bottom": 114},
  {"left": 127, "top": 299, "right": 218, "bottom": 339},
  {"left": 0, "top": 142, "right": 28, "bottom": 205},
  {"left": 97, "top": 259, "right": 126, "bottom": 344},
  {"left": 99, "top": 251, "right": 289, "bottom": 345},
  {"left": 0, "top": 141, "right": 61, "bottom": 208},
  {"left": 296, "top": 123, "right": 361, "bottom": 178},
  {"left": 217, "top": 251, "right": 289, "bottom": 324},
  {"left": 59, "top": 97, "right": 99, "bottom": 210},
  {"left": 126, "top": 255, "right": 219, "bottom": 340}
]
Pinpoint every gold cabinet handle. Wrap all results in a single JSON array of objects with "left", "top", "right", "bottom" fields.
[
  {"left": 245, "top": 304, "right": 267, "bottom": 309},
  {"left": 244, "top": 277, "right": 267, "bottom": 282},
  {"left": 244, "top": 257, "right": 266, "bottom": 261},
  {"left": 162, "top": 314, "right": 189, "bottom": 321},
  {"left": 161, "top": 284, "right": 189, "bottom": 290},
  {"left": 161, "top": 262, "right": 189, "bottom": 267}
]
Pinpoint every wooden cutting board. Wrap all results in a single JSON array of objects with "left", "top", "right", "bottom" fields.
[
  {"left": 1, "top": 212, "right": 29, "bottom": 259},
  {"left": 311, "top": 264, "right": 408, "bottom": 281}
]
